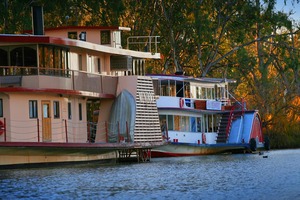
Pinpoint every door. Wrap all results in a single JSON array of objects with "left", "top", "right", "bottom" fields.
[{"left": 41, "top": 100, "right": 52, "bottom": 142}]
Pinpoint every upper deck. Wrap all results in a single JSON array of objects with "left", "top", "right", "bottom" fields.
[
  {"left": 0, "top": 25, "right": 160, "bottom": 98},
  {"left": 149, "top": 74, "right": 238, "bottom": 111}
]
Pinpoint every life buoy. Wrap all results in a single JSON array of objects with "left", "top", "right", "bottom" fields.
[
  {"left": 0, "top": 120, "right": 4, "bottom": 135},
  {"left": 202, "top": 133, "right": 206, "bottom": 144},
  {"left": 179, "top": 98, "right": 184, "bottom": 108}
]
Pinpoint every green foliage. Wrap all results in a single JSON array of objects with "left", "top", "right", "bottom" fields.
[
  {"left": 0, "top": 0, "right": 32, "bottom": 33},
  {"left": 267, "top": 122, "right": 300, "bottom": 149}
]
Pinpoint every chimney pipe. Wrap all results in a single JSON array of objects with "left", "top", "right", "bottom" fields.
[{"left": 31, "top": 5, "right": 44, "bottom": 35}]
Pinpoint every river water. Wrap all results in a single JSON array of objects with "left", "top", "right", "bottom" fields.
[{"left": 0, "top": 149, "right": 299, "bottom": 200}]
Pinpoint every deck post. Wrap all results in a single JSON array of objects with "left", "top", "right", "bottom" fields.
[
  {"left": 166, "top": 123, "right": 169, "bottom": 140},
  {"left": 4, "top": 117, "right": 6, "bottom": 142},
  {"left": 37, "top": 118, "right": 40, "bottom": 142},
  {"left": 87, "top": 122, "right": 91, "bottom": 144},
  {"left": 72, "top": 71, "right": 75, "bottom": 90},
  {"left": 126, "top": 121, "right": 129, "bottom": 142},
  {"left": 105, "top": 121, "right": 108, "bottom": 143},
  {"left": 118, "top": 121, "right": 120, "bottom": 143},
  {"left": 65, "top": 119, "right": 68, "bottom": 143}
]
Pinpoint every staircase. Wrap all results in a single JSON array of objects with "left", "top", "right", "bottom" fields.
[{"left": 216, "top": 112, "right": 233, "bottom": 143}]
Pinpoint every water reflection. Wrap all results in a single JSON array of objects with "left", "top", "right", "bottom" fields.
[{"left": 1, "top": 149, "right": 300, "bottom": 200}]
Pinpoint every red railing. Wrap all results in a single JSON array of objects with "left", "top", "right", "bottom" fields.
[{"left": 225, "top": 99, "right": 246, "bottom": 138}]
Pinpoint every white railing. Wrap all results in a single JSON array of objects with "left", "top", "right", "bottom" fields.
[{"left": 127, "top": 36, "right": 160, "bottom": 53}]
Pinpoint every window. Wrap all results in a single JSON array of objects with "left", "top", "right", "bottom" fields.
[
  {"left": 79, "top": 103, "right": 82, "bottom": 121},
  {"left": 29, "top": 100, "right": 38, "bottom": 118},
  {"left": 68, "top": 32, "right": 77, "bottom": 39},
  {"left": 159, "top": 115, "right": 167, "bottom": 131},
  {"left": 176, "top": 81, "right": 184, "bottom": 97},
  {"left": 0, "top": 49, "right": 8, "bottom": 67},
  {"left": 10, "top": 47, "right": 37, "bottom": 67},
  {"left": 0, "top": 99, "right": 3, "bottom": 117},
  {"left": 167, "top": 115, "right": 174, "bottom": 131},
  {"left": 97, "top": 58, "right": 101, "bottom": 73},
  {"left": 184, "top": 83, "right": 190, "bottom": 98},
  {"left": 79, "top": 32, "right": 86, "bottom": 41},
  {"left": 197, "top": 117, "right": 202, "bottom": 132},
  {"left": 190, "top": 117, "right": 196, "bottom": 132},
  {"left": 101, "top": 31, "right": 111, "bottom": 44},
  {"left": 39, "top": 45, "right": 69, "bottom": 77},
  {"left": 68, "top": 102, "right": 72, "bottom": 119},
  {"left": 78, "top": 54, "right": 82, "bottom": 70},
  {"left": 53, "top": 101, "right": 60, "bottom": 118}
]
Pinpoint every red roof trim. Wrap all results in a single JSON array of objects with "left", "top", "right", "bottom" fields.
[
  {"left": 0, "top": 35, "right": 51, "bottom": 43},
  {"left": 45, "top": 26, "right": 122, "bottom": 31},
  {"left": 0, "top": 35, "right": 87, "bottom": 49},
  {"left": 0, "top": 35, "right": 81, "bottom": 46},
  {"left": 0, "top": 87, "right": 115, "bottom": 99}
]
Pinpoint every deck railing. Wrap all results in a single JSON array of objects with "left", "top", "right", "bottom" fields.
[
  {"left": 127, "top": 36, "right": 160, "bottom": 53},
  {"left": 0, "top": 117, "right": 134, "bottom": 144},
  {"left": 0, "top": 66, "right": 118, "bottom": 95}
]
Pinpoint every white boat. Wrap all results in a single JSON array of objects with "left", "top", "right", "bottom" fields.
[
  {"left": 0, "top": 6, "right": 163, "bottom": 167},
  {"left": 149, "top": 74, "right": 270, "bottom": 157}
]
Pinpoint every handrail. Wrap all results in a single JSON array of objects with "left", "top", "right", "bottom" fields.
[
  {"left": 0, "top": 66, "right": 118, "bottom": 96},
  {"left": 127, "top": 36, "right": 160, "bottom": 53},
  {"left": 225, "top": 99, "right": 246, "bottom": 138},
  {"left": 217, "top": 82, "right": 246, "bottom": 110},
  {"left": 0, "top": 66, "right": 115, "bottom": 77},
  {"left": 0, "top": 66, "right": 70, "bottom": 76}
]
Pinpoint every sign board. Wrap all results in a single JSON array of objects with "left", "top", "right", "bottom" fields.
[{"left": 206, "top": 100, "right": 222, "bottom": 110}]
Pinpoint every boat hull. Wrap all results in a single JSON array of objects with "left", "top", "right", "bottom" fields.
[
  {"left": 0, "top": 142, "right": 160, "bottom": 168},
  {"left": 151, "top": 142, "right": 264, "bottom": 157},
  {"left": 0, "top": 142, "right": 117, "bottom": 168}
]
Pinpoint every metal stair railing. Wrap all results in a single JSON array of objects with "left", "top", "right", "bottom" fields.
[{"left": 225, "top": 99, "right": 246, "bottom": 139}]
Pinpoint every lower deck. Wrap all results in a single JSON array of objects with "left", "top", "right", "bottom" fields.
[{"left": 0, "top": 141, "right": 158, "bottom": 168}]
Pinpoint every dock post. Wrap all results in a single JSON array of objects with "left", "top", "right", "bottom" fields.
[
  {"left": 87, "top": 122, "right": 91, "bottom": 143},
  {"left": 4, "top": 117, "right": 6, "bottom": 142},
  {"left": 126, "top": 121, "right": 129, "bottom": 142},
  {"left": 37, "top": 118, "right": 40, "bottom": 142},
  {"left": 105, "top": 121, "right": 108, "bottom": 143},
  {"left": 65, "top": 119, "right": 68, "bottom": 143},
  {"left": 118, "top": 121, "right": 120, "bottom": 143}
]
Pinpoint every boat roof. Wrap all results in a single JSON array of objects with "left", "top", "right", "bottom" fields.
[
  {"left": 0, "top": 34, "right": 160, "bottom": 59},
  {"left": 23, "top": 25, "right": 131, "bottom": 34},
  {"left": 148, "top": 74, "right": 236, "bottom": 84}
]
